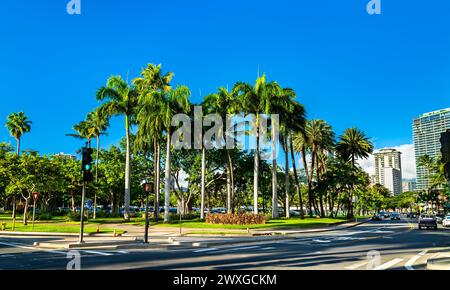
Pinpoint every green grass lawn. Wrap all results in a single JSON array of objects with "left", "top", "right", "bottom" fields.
[
  {"left": 0, "top": 219, "right": 125, "bottom": 234},
  {"left": 133, "top": 217, "right": 350, "bottom": 230}
]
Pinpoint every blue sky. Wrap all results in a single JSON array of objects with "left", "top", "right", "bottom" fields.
[{"left": 1, "top": 0, "right": 449, "bottom": 164}]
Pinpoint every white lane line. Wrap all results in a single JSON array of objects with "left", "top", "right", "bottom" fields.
[
  {"left": 0, "top": 241, "right": 66, "bottom": 255},
  {"left": 374, "top": 258, "right": 404, "bottom": 270},
  {"left": 193, "top": 248, "right": 218, "bottom": 253},
  {"left": 312, "top": 239, "right": 331, "bottom": 243},
  {"left": 115, "top": 250, "right": 129, "bottom": 254},
  {"left": 0, "top": 254, "right": 15, "bottom": 258},
  {"left": 227, "top": 246, "right": 260, "bottom": 251},
  {"left": 405, "top": 250, "right": 429, "bottom": 270},
  {"left": 80, "top": 250, "right": 113, "bottom": 256},
  {"left": 345, "top": 261, "right": 369, "bottom": 270},
  {"left": 261, "top": 247, "right": 276, "bottom": 250}
]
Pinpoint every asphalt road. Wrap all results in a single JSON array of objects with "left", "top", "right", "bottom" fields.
[{"left": 0, "top": 219, "right": 449, "bottom": 270}]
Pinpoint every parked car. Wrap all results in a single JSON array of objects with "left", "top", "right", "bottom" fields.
[
  {"left": 418, "top": 215, "right": 438, "bottom": 230},
  {"left": 372, "top": 214, "right": 383, "bottom": 221},
  {"left": 391, "top": 212, "right": 401, "bottom": 220},
  {"left": 407, "top": 212, "right": 419, "bottom": 219},
  {"left": 442, "top": 216, "right": 450, "bottom": 227}
]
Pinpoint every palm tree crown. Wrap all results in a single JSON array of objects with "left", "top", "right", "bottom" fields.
[{"left": 5, "top": 112, "right": 32, "bottom": 156}]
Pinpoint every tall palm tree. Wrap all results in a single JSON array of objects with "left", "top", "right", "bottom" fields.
[
  {"left": 203, "top": 87, "right": 240, "bottom": 214},
  {"left": 287, "top": 102, "right": 307, "bottom": 218},
  {"left": 134, "top": 64, "right": 174, "bottom": 221},
  {"left": 233, "top": 74, "right": 280, "bottom": 215},
  {"left": 294, "top": 119, "right": 334, "bottom": 217},
  {"left": 335, "top": 127, "right": 373, "bottom": 218},
  {"left": 144, "top": 86, "right": 191, "bottom": 222},
  {"left": 96, "top": 75, "right": 139, "bottom": 221},
  {"left": 86, "top": 109, "right": 109, "bottom": 219},
  {"left": 5, "top": 112, "right": 32, "bottom": 229},
  {"left": 5, "top": 112, "right": 32, "bottom": 156}
]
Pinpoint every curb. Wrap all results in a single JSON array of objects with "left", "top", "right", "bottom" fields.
[{"left": 427, "top": 254, "right": 450, "bottom": 270}]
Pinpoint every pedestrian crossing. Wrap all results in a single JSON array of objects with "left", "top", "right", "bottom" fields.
[{"left": 0, "top": 241, "right": 130, "bottom": 258}]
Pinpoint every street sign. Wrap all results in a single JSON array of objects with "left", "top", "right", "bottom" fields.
[{"left": 33, "top": 192, "right": 39, "bottom": 201}]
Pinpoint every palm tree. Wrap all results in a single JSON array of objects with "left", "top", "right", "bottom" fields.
[
  {"left": 86, "top": 109, "right": 109, "bottom": 219},
  {"left": 144, "top": 86, "right": 191, "bottom": 222},
  {"left": 96, "top": 75, "right": 139, "bottom": 221},
  {"left": 287, "top": 102, "right": 307, "bottom": 218},
  {"left": 5, "top": 112, "right": 32, "bottom": 156},
  {"left": 5, "top": 112, "right": 32, "bottom": 229},
  {"left": 335, "top": 127, "right": 373, "bottom": 218},
  {"left": 203, "top": 87, "right": 240, "bottom": 214},
  {"left": 233, "top": 74, "right": 280, "bottom": 215},
  {"left": 294, "top": 119, "right": 334, "bottom": 217},
  {"left": 134, "top": 64, "right": 174, "bottom": 221}
]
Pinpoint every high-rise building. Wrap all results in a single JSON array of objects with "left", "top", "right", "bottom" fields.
[
  {"left": 413, "top": 108, "right": 450, "bottom": 190},
  {"left": 402, "top": 180, "right": 417, "bottom": 192},
  {"left": 382, "top": 168, "right": 402, "bottom": 196},
  {"left": 374, "top": 149, "right": 402, "bottom": 195}
]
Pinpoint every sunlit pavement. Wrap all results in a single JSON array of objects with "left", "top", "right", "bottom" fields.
[{"left": 0, "top": 219, "right": 449, "bottom": 270}]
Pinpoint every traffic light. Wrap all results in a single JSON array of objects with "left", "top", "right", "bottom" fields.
[
  {"left": 81, "top": 147, "right": 94, "bottom": 183},
  {"left": 440, "top": 131, "right": 450, "bottom": 181}
]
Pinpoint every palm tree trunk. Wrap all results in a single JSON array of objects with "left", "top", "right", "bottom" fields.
[
  {"left": 156, "top": 141, "right": 161, "bottom": 218},
  {"left": 226, "top": 155, "right": 232, "bottom": 214},
  {"left": 284, "top": 137, "right": 290, "bottom": 218},
  {"left": 301, "top": 147, "right": 313, "bottom": 217},
  {"left": 272, "top": 157, "right": 278, "bottom": 219},
  {"left": 227, "top": 150, "right": 235, "bottom": 213},
  {"left": 290, "top": 131, "right": 304, "bottom": 219},
  {"left": 253, "top": 119, "right": 260, "bottom": 215},
  {"left": 200, "top": 146, "right": 206, "bottom": 219},
  {"left": 124, "top": 115, "right": 131, "bottom": 221},
  {"left": 93, "top": 135, "right": 100, "bottom": 219},
  {"left": 16, "top": 138, "right": 21, "bottom": 156},
  {"left": 164, "top": 130, "right": 171, "bottom": 223},
  {"left": 271, "top": 123, "right": 278, "bottom": 219},
  {"left": 153, "top": 139, "right": 159, "bottom": 221}
]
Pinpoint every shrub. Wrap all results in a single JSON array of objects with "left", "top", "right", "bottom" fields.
[
  {"left": 170, "top": 213, "right": 199, "bottom": 221},
  {"left": 39, "top": 212, "right": 53, "bottom": 221},
  {"left": 206, "top": 213, "right": 266, "bottom": 225},
  {"left": 65, "top": 212, "right": 81, "bottom": 222}
]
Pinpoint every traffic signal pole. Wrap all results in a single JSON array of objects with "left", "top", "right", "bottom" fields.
[{"left": 79, "top": 181, "right": 86, "bottom": 243}]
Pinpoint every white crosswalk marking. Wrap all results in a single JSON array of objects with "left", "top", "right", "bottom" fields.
[
  {"left": 405, "top": 250, "right": 428, "bottom": 270},
  {"left": 345, "top": 261, "right": 369, "bottom": 270},
  {"left": 374, "top": 258, "right": 404, "bottom": 270},
  {"left": 81, "top": 250, "right": 113, "bottom": 256}
]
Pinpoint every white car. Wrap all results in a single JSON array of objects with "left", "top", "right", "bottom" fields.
[{"left": 442, "top": 216, "right": 450, "bottom": 227}]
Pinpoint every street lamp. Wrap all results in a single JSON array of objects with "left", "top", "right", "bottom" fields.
[{"left": 141, "top": 179, "right": 153, "bottom": 244}]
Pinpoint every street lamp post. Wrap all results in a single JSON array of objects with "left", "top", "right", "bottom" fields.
[{"left": 142, "top": 179, "right": 153, "bottom": 244}]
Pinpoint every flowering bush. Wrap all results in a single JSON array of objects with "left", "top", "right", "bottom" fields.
[{"left": 206, "top": 213, "right": 266, "bottom": 225}]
